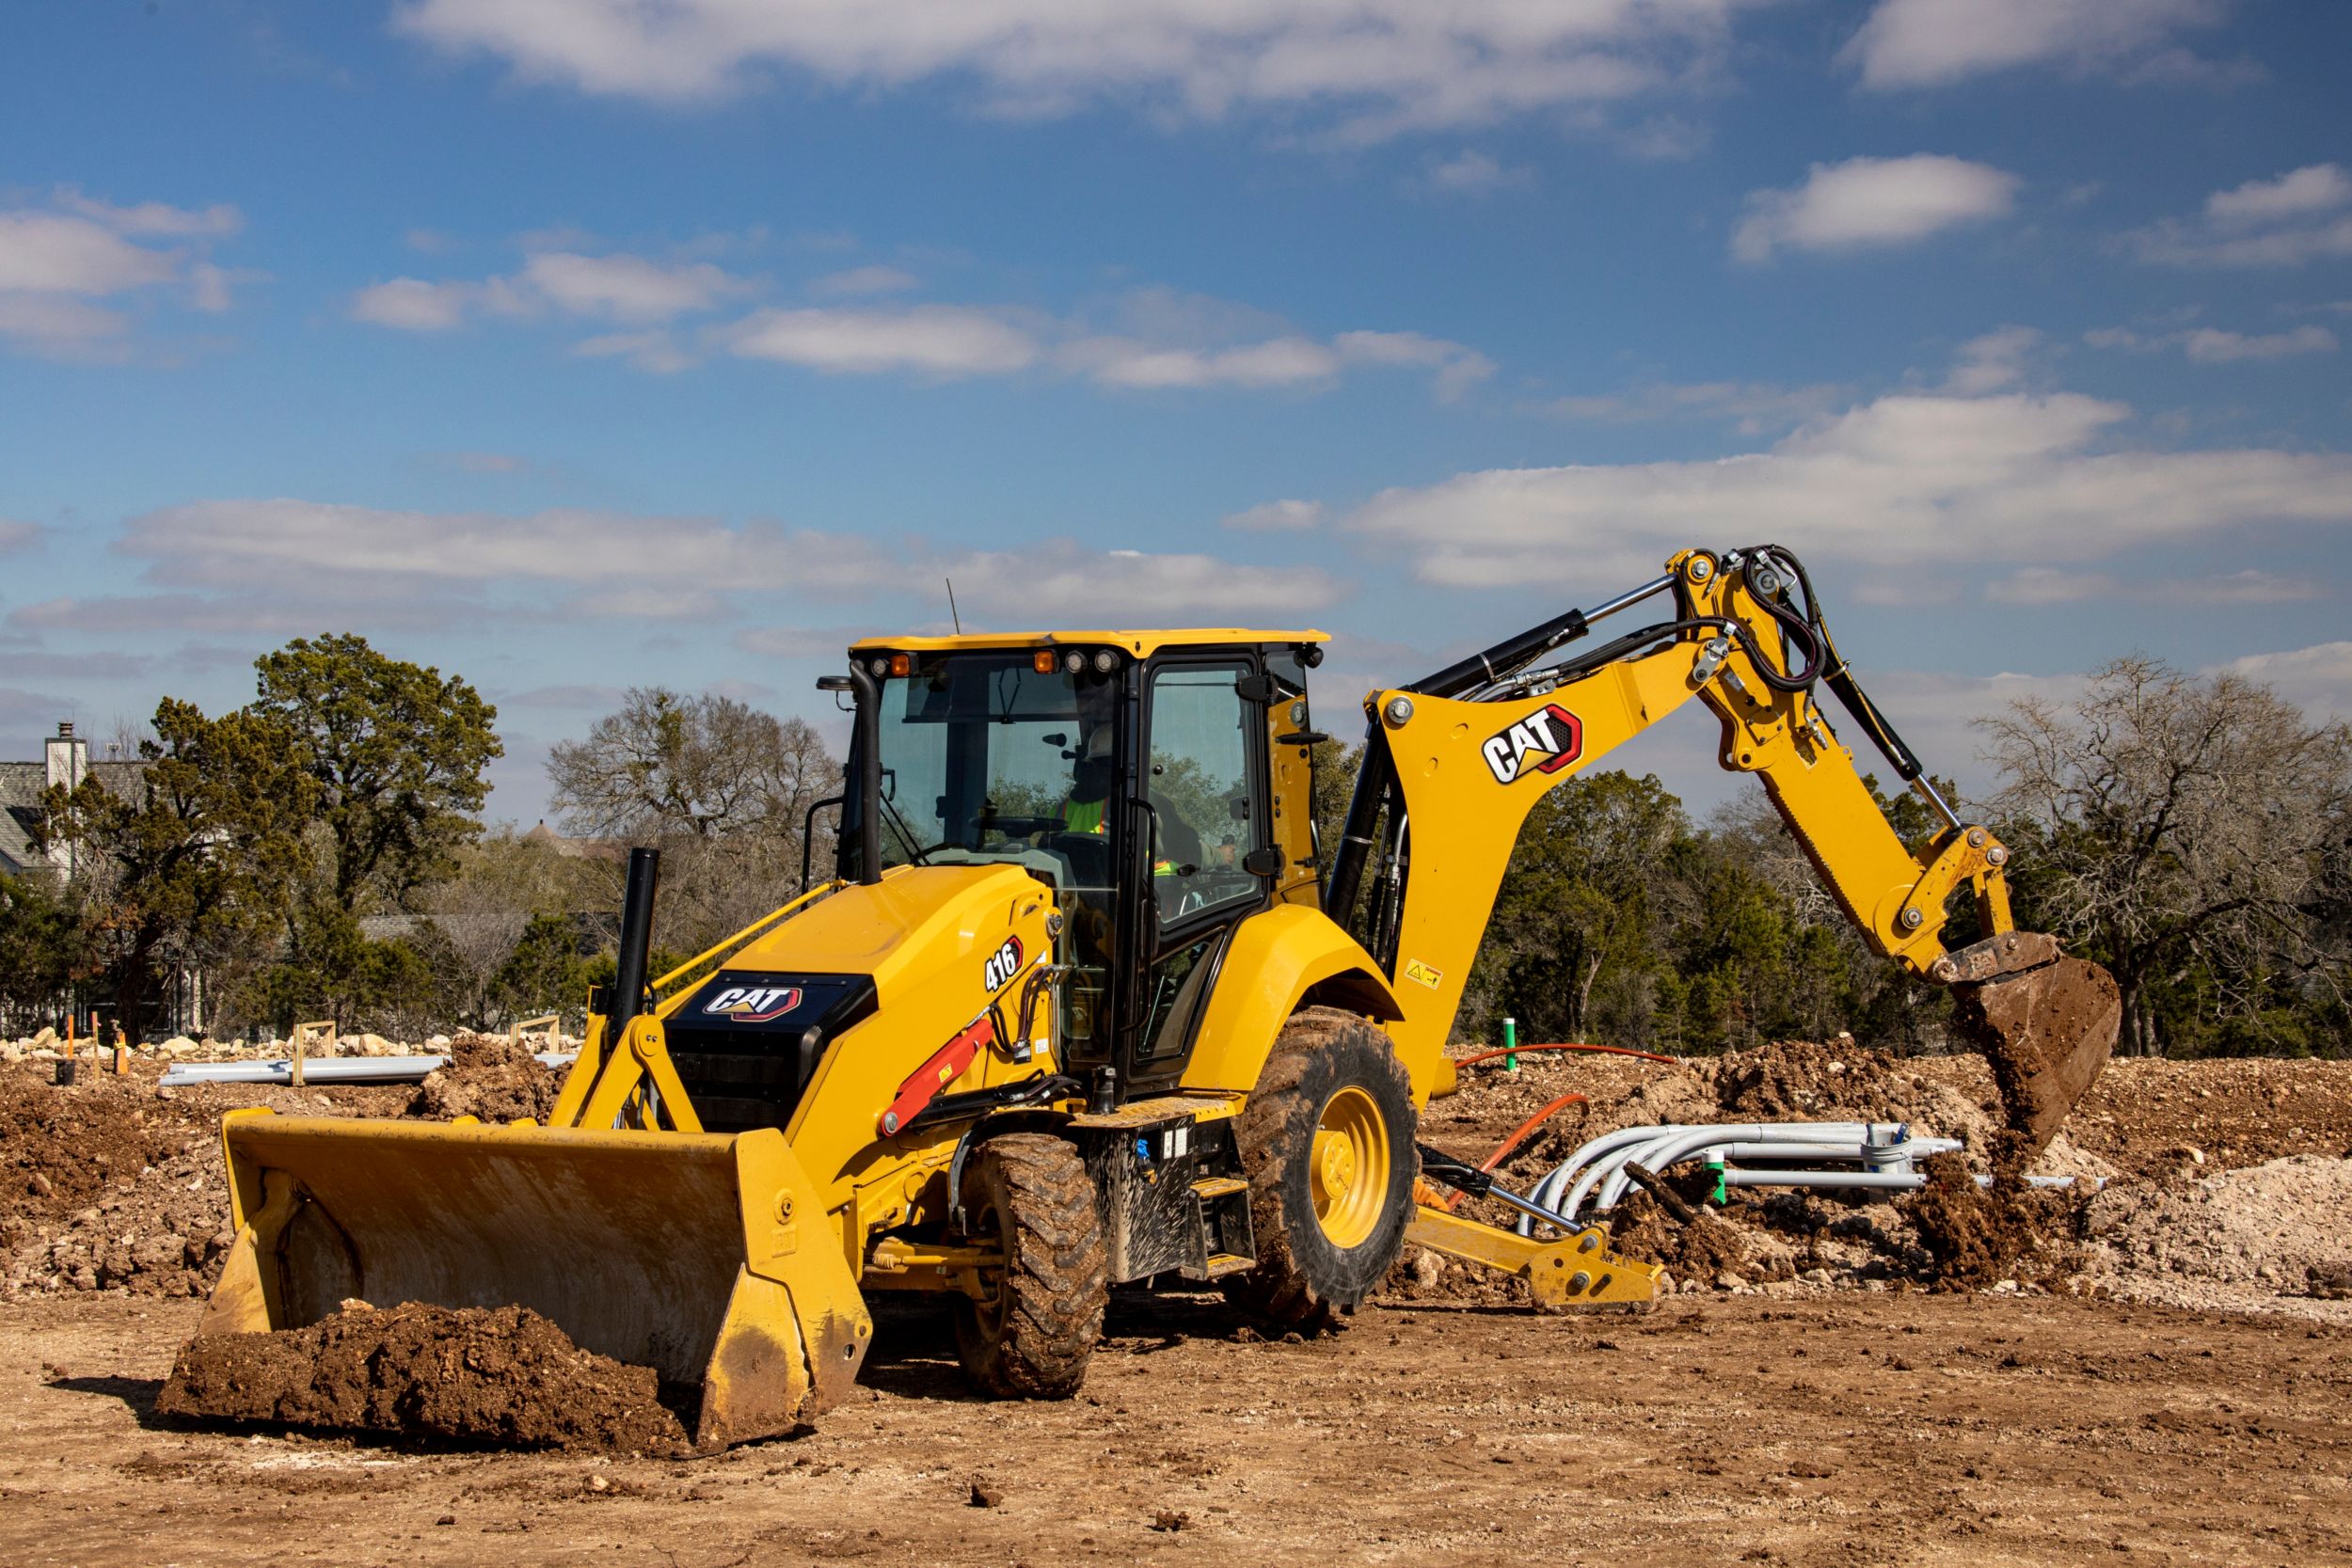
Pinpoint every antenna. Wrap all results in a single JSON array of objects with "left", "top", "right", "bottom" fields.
[{"left": 946, "top": 578, "right": 962, "bottom": 635}]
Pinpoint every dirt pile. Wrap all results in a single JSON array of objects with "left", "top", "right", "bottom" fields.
[
  {"left": 157, "top": 1301, "right": 692, "bottom": 1453},
  {"left": 2078, "top": 1153, "right": 2352, "bottom": 1321},
  {"left": 1900, "top": 1150, "right": 2083, "bottom": 1291},
  {"left": 1607, "top": 1196, "right": 1768, "bottom": 1286},
  {"left": 410, "top": 1032, "right": 560, "bottom": 1124},
  {"left": 2064, "top": 1057, "right": 2352, "bottom": 1179},
  {"left": 1, "top": 1064, "right": 412, "bottom": 1299}
]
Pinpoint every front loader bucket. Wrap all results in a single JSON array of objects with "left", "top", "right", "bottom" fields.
[
  {"left": 188, "top": 1110, "right": 870, "bottom": 1449},
  {"left": 1952, "top": 955, "right": 2121, "bottom": 1156}
]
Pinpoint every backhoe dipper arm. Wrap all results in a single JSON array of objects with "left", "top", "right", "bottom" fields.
[{"left": 1333, "top": 546, "right": 2116, "bottom": 1148}]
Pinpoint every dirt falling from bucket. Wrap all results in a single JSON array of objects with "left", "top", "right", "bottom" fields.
[{"left": 156, "top": 1301, "right": 693, "bottom": 1454}]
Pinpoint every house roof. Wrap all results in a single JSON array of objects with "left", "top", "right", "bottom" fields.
[{"left": 0, "top": 759, "right": 151, "bottom": 879}]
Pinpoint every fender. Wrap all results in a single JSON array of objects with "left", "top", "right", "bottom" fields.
[{"left": 1181, "top": 903, "right": 1431, "bottom": 1103}]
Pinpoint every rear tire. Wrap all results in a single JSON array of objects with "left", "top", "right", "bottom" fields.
[
  {"left": 952, "top": 1133, "right": 1107, "bottom": 1399},
  {"left": 1220, "top": 1007, "right": 1417, "bottom": 1334}
]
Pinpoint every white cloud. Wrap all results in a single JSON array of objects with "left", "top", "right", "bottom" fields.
[
  {"left": 2086, "top": 323, "right": 2340, "bottom": 362},
  {"left": 1984, "top": 565, "right": 2323, "bottom": 604},
  {"left": 519, "top": 250, "right": 746, "bottom": 321},
  {"left": 1065, "top": 334, "right": 1340, "bottom": 389},
  {"left": 1843, "top": 0, "right": 2235, "bottom": 89},
  {"left": 737, "top": 625, "right": 873, "bottom": 659},
  {"left": 349, "top": 277, "right": 481, "bottom": 331},
  {"left": 1332, "top": 330, "right": 1495, "bottom": 400},
  {"left": 114, "top": 497, "right": 1337, "bottom": 624},
  {"left": 350, "top": 249, "right": 742, "bottom": 331},
  {"left": 809, "top": 264, "right": 920, "bottom": 297},
  {"left": 727, "top": 305, "right": 1041, "bottom": 377},
  {"left": 355, "top": 251, "right": 1493, "bottom": 400},
  {"left": 2182, "top": 325, "right": 2336, "bottom": 363},
  {"left": 393, "top": 0, "right": 1744, "bottom": 135},
  {"left": 2206, "top": 164, "right": 2352, "bottom": 228},
  {"left": 0, "top": 293, "right": 130, "bottom": 350},
  {"left": 0, "top": 192, "right": 246, "bottom": 357},
  {"left": 0, "top": 212, "right": 182, "bottom": 294},
  {"left": 55, "top": 190, "right": 243, "bottom": 239},
  {"left": 934, "top": 542, "right": 1343, "bottom": 623},
  {"left": 0, "top": 518, "right": 43, "bottom": 555},
  {"left": 1412, "top": 150, "right": 1534, "bottom": 197},
  {"left": 1547, "top": 378, "right": 1846, "bottom": 434},
  {"left": 1345, "top": 384, "right": 2352, "bottom": 589},
  {"left": 1222, "top": 499, "right": 1324, "bottom": 531},
  {"left": 2217, "top": 642, "right": 2352, "bottom": 721},
  {"left": 1943, "top": 325, "right": 2041, "bottom": 393},
  {"left": 573, "top": 329, "right": 696, "bottom": 373},
  {"left": 2129, "top": 165, "right": 2352, "bottom": 267},
  {"left": 1732, "top": 155, "right": 2019, "bottom": 261}
]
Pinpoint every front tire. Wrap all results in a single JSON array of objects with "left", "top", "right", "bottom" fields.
[
  {"left": 952, "top": 1133, "right": 1108, "bottom": 1398},
  {"left": 1221, "top": 1007, "right": 1418, "bottom": 1333}
]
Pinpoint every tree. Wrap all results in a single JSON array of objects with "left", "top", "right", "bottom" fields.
[
  {"left": 0, "top": 871, "right": 87, "bottom": 1031},
  {"left": 548, "top": 688, "right": 831, "bottom": 843},
  {"left": 1471, "top": 771, "right": 1693, "bottom": 1046},
  {"left": 548, "top": 689, "right": 840, "bottom": 951},
  {"left": 252, "top": 633, "right": 501, "bottom": 913},
  {"left": 39, "top": 699, "right": 316, "bottom": 1045},
  {"left": 1981, "top": 657, "right": 2352, "bottom": 1056},
  {"left": 495, "top": 912, "right": 596, "bottom": 1029}
]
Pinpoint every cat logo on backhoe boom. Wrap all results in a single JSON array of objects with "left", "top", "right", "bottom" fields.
[{"left": 1481, "top": 703, "right": 1583, "bottom": 784}]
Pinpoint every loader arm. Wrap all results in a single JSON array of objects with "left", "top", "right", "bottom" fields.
[{"left": 1329, "top": 546, "right": 2116, "bottom": 1148}]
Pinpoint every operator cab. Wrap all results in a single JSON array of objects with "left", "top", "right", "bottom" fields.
[{"left": 832, "top": 630, "right": 1327, "bottom": 1097}]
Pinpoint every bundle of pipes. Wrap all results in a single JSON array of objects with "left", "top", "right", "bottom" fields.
[
  {"left": 1516, "top": 1120, "right": 2095, "bottom": 1236},
  {"left": 157, "top": 1053, "right": 576, "bottom": 1088}
]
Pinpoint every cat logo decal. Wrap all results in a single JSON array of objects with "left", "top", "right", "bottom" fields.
[
  {"left": 1481, "top": 703, "right": 1583, "bottom": 784},
  {"left": 703, "top": 985, "right": 803, "bottom": 1023}
]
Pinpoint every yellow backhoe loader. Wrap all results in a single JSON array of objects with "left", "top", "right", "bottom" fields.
[{"left": 183, "top": 544, "right": 2119, "bottom": 1448}]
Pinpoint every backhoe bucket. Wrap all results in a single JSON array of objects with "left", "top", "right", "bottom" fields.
[
  {"left": 1952, "top": 955, "right": 2121, "bottom": 1155},
  {"left": 186, "top": 1110, "right": 871, "bottom": 1449}
]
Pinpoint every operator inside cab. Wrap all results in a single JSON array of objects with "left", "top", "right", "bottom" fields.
[
  {"left": 1057, "top": 726, "right": 1116, "bottom": 838},
  {"left": 1051, "top": 724, "right": 1191, "bottom": 877}
]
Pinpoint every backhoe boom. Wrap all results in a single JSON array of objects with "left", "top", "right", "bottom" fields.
[{"left": 1333, "top": 546, "right": 2117, "bottom": 1150}]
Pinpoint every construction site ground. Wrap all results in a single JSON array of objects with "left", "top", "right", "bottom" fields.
[{"left": 4, "top": 1044, "right": 2349, "bottom": 1566}]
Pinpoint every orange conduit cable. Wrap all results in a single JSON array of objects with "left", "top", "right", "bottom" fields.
[{"left": 1438, "top": 1091, "right": 1587, "bottom": 1212}]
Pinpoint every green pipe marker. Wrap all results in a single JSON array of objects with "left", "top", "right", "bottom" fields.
[
  {"left": 1706, "top": 1159, "right": 1728, "bottom": 1207},
  {"left": 1502, "top": 1016, "right": 1518, "bottom": 1071}
]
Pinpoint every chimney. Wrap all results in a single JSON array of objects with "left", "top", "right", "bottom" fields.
[{"left": 44, "top": 721, "right": 87, "bottom": 793}]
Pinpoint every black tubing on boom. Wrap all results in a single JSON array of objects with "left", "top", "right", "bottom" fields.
[
  {"left": 1322, "top": 722, "right": 1395, "bottom": 942},
  {"left": 1410, "top": 608, "right": 1590, "bottom": 699}
]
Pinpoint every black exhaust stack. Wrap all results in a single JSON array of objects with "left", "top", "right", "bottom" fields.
[
  {"left": 607, "top": 847, "right": 661, "bottom": 1043},
  {"left": 848, "top": 664, "right": 884, "bottom": 885}
]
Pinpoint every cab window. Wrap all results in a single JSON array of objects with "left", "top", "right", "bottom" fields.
[{"left": 1145, "top": 661, "right": 1263, "bottom": 932}]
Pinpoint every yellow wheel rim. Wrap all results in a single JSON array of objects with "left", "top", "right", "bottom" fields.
[{"left": 1309, "top": 1085, "right": 1390, "bottom": 1249}]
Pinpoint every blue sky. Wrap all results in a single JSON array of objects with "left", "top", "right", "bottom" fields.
[{"left": 4, "top": 0, "right": 2348, "bottom": 821}]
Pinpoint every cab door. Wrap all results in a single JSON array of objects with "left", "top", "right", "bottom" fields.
[{"left": 1118, "top": 652, "right": 1275, "bottom": 1093}]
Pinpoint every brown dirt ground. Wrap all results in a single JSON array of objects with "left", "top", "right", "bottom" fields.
[
  {"left": 4, "top": 1291, "right": 2347, "bottom": 1567},
  {"left": 3, "top": 1043, "right": 2348, "bottom": 1562}
]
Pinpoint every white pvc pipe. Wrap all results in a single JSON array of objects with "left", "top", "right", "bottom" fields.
[{"left": 158, "top": 1053, "right": 573, "bottom": 1088}]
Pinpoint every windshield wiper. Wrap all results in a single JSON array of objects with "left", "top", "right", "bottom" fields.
[{"left": 880, "top": 791, "right": 933, "bottom": 866}]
